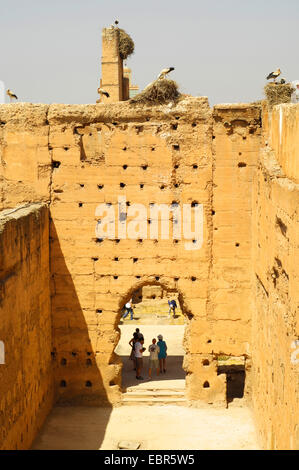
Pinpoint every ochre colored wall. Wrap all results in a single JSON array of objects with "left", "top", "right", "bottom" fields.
[
  {"left": 267, "top": 104, "right": 299, "bottom": 183},
  {"left": 0, "top": 204, "right": 53, "bottom": 450},
  {"left": 46, "top": 99, "right": 260, "bottom": 405},
  {"left": 251, "top": 104, "right": 299, "bottom": 450},
  {"left": 0, "top": 104, "right": 50, "bottom": 211},
  {"left": 0, "top": 100, "right": 261, "bottom": 408},
  {"left": 1, "top": 100, "right": 298, "bottom": 450}
]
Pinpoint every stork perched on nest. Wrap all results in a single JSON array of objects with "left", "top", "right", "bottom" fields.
[
  {"left": 267, "top": 68, "right": 281, "bottom": 82},
  {"left": 6, "top": 89, "right": 18, "bottom": 102},
  {"left": 157, "top": 67, "right": 175, "bottom": 80}
]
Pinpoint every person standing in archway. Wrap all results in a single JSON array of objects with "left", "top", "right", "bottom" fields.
[{"left": 157, "top": 334, "right": 167, "bottom": 373}]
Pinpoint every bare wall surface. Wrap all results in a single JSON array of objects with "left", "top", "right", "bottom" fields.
[
  {"left": 0, "top": 203, "right": 53, "bottom": 450},
  {"left": 252, "top": 104, "right": 299, "bottom": 450}
]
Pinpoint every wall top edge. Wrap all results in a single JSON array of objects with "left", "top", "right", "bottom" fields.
[
  {"left": 213, "top": 102, "right": 262, "bottom": 110},
  {"left": 0, "top": 203, "right": 47, "bottom": 226},
  {"left": 0, "top": 96, "right": 212, "bottom": 126}
]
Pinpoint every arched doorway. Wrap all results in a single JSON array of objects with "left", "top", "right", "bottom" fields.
[{"left": 114, "top": 281, "right": 193, "bottom": 404}]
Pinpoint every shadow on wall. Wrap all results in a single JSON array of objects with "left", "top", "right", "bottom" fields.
[
  {"left": 218, "top": 364, "right": 245, "bottom": 404},
  {"left": 33, "top": 221, "right": 112, "bottom": 450}
]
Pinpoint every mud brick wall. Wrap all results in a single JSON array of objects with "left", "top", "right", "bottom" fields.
[
  {"left": 1, "top": 100, "right": 298, "bottom": 450},
  {"left": 0, "top": 204, "right": 53, "bottom": 450},
  {"left": 0, "top": 104, "right": 51, "bottom": 211},
  {"left": 266, "top": 103, "right": 299, "bottom": 184},
  {"left": 251, "top": 104, "right": 299, "bottom": 450},
  {"left": 0, "top": 100, "right": 262, "bottom": 408},
  {"left": 45, "top": 99, "right": 260, "bottom": 405}
]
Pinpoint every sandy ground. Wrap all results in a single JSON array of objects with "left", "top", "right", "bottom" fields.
[
  {"left": 32, "top": 405, "right": 259, "bottom": 450},
  {"left": 32, "top": 323, "right": 259, "bottom": 450}
]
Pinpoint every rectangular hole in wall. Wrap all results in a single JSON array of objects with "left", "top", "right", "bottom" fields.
[{"left": 217, "top": 358, "right": 245, "bottom": 405}]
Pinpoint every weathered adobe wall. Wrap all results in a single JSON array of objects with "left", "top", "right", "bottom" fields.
[
  {"left": 46, "top": 99, "right": 261, "bottom": 405},
  {"left": 0, "top": 104, "right": 51, "bottom": 211},
  {"left": 211, "top": 104, "right": 261, "bottom": 388},
  {"left": 265, "top": 103, "right": 299, "bottom": 184},
  {"left": 252, "top": 103, "right": 299, "bottom": 450},
  {"left": 0, "top": 100, "right": 261, "bottom": 407},
  {"left": 0, "top": 204, "right": 53, "bottom": 450}
]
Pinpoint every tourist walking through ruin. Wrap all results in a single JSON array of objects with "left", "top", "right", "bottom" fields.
[
  {"left": 134, "top": 338, "right": 146, "bottom": 380},
  {"left": 168, "top": 299, "right": 177, "bottom": 318},
  {"left": 157, "top": 334, "right": 167, "bottom": 373},
  {"left": 122, "top": 299, "right": 134, "bottom": 320},
  {"left": 148, "top": 338, "right": 160, "bottom": 379}
]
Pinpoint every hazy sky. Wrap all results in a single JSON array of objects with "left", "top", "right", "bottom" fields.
[{"left": 0, "top": 0, "right": 298, "bottom": 105}]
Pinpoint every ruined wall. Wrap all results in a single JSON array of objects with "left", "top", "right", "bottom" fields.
[
  {"left": 252, "top": 103, "right": 299, "bottom": 450},
  {"left": 0, "top": 100, "right": 261, "bottom": 408},
  {"left": 267, "top": 103, "right": 299, "bottom": 183},
  {"left": 46, "top": 100, "right": 260, "bottom": 405},
  {"left": 47, "top": 98, "right": 218, "bottom": 405},
  {"left": 0, "top": 204, "right": 53, "bottom": 450},
  {"left": 0, "top": 104, "right": 51, "bottom": 211}
]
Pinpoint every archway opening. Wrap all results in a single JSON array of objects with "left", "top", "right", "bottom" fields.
[{"left": 115, "top": 282, "right": 191, "bottom": 397}]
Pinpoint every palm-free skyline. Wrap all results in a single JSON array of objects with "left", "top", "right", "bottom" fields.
[{"left": 1, "top": 0, "right": 298, "bottom": 105}]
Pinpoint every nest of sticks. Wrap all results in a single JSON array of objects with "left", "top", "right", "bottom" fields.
[
  {"left": 118, "top": 29, "right": 135, "bottom": 60},
  {"left": 130, "top": 79, "right": 181, "bottom": 105},
  {"left": 264, "top": 82, "right": 294, "bottom": 109}
]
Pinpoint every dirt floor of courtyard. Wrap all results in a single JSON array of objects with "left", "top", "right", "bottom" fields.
[{"left": 32, "top": 405, "right": 259, "bottom": 450}]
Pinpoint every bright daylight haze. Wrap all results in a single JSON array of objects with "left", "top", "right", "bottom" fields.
[{"left": 1, "top": 0, "right": 298, "bottom": 105}]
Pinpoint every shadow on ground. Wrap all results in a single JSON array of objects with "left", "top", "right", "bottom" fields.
[{"left": 121, "top": 355, "right": 185, "bottom": 390}]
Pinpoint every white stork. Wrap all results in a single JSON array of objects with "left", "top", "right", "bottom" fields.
[
  {"left": 157, "top": 67, "right": 175, "bottom": 80},
  {"left": 266, "top": 68, "right": 281, "bottom": 82},
  {"left": 97, "top": 87, "right": 110, "bottom": 99},
  {"left": 6, "top": 89, "right": 18, "bottom": 102}
]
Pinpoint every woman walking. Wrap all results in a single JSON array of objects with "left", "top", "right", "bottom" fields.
[{"left": 157, "top": 334, "right": 167, "bottom": 373}]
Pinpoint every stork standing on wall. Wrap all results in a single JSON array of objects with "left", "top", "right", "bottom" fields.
[
  {"left": 97, "top": 87, "right": 110, "bottom": 98},
  {"left": 96, "top": 87, "right": 110, "bottom": 103},
  {"left": 6, "top": 89, "right": 18, "bottom": 102},
  {"left": 266, "top": 68, "right": 281, "bottom": 82},
  {"left": 157, "top": 67, "right": 175, "bottom": 80}
]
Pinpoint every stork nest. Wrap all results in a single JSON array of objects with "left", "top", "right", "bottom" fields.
[
  {"left": 130, "top": 79, "right": 181, "bottom": 105},
  {"left": 264, "top": 82, "right": 294, "bottom": 109},
  {"left": 118, "top": 29, "right": 135, "bottom": 60}
]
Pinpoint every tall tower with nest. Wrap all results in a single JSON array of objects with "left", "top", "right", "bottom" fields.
[{"left": 99, "top": 25, "right": 134, "bottom": 103}]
